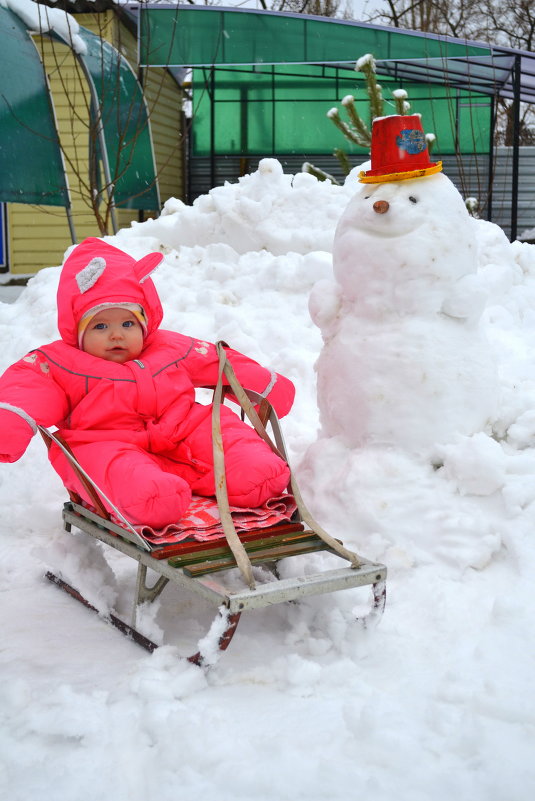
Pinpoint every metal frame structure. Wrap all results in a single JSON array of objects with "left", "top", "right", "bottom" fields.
[
  {"left": 138, "top": 4, "right": 535, "bottom": 240},
  {"left": 53, "top": 500, "right": 386, "bottom": 665},
  {"left": 375, "top": 48, "right": 535, "bottom": 240}
]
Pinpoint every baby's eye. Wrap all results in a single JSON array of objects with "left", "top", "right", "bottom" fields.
[
  {"left": 94, "top": 322, "right": 107, "bottom": 330},
  {"left": 122, "top": 320, "right": 135, "bottom": 328},
  {"left": 409, "top": 196, "right": 418, "bottom": 204}
]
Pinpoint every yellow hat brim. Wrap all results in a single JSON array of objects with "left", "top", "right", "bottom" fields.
[{"left": 358, "top": 162, "right": 443, "bottom": 184}]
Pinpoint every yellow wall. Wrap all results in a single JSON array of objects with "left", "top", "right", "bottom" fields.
[{"left": 6, "top": 11, "right": 184, "bottom": 275}]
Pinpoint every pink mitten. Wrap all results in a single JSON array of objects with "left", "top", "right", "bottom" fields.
[{"left": 0, "top": 408, "right": 35, "bottom": 462}]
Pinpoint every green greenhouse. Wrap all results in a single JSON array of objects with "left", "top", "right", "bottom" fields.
[{"left": 139, "top": 4, "right": 535, "bottom": 239}]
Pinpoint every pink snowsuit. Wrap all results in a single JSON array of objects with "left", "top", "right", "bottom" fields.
[{"left": 0, "top": 238, "right": 294, "bottom": 528}]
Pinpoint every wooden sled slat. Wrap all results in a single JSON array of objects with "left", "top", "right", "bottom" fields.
[
  {"left": 167, "top": 529, "right": 321, "bottom": 568},
  {"left": 149, "top": 521, "right": 305, "bottom": 560},
  {"left": 181, "top": 537, "right": 331, "bottom": 577}
]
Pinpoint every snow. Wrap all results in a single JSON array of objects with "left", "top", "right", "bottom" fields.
[
  {"left": 520, "top": 225, "right": 535, "bottom": 241},
  {"left": 1, "top": 158, "right": 535, "bottom": 800},
  {"left": 356, "top": 52, "right": 376, "bottom": 71},
  {"left": 3, "top": 0, "right": 87, "bottom": 54}
]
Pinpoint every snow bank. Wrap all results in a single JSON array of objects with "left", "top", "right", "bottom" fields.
[
  {"left": 0, "top": 159, "right": 534, "bottom": 801},
  {"left": 3, "top": 0, "right": 86, "bottom": 54}
]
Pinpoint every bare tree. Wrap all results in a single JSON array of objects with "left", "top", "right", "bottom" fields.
[
  {"left": 30, "top": 1, "right": 185, "bottom": 236},
  {"left": 258, "top": 0, "right": 348, "bottom": 17},
  {"left": 365, "top": 0, "right": 535, "bottom": 146},
  {"left": 369, "top": 0, "right": 483, "bottom": 37},
  {"left": 369, "top": 0, "right": 535, "bottom": 52},
  {"left": 367, "top": 0, "right": 485, "bottom": 38},
  {"left": 475, "top": 0, "right": 535, "bottom": 51}
]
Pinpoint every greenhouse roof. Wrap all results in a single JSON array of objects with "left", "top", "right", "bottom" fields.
[
  {"left": 138, "top": 5, "right": 535, "bottom": 103},
  {"left": 0, "top": 4, "right": 69, "bottom": 207},
  {"left": 0, "top": 2, "right": 159, "bottom": 214}
]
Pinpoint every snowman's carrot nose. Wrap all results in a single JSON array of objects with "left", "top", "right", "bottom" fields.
[{"left": 373, "top": 200, "right": 389, "bottom": 214}]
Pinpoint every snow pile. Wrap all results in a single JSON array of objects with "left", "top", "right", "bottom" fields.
[
  {"left": 121, "top": 158, "right": 354, "bottom": 256},
  {"left": 1, "top": 159, "right": 534, "bottom": 800},
  {"left": 3, "top": 0, "right": 87, "bottom": 54}
]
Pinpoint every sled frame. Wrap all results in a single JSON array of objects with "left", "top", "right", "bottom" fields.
[
  {"left": 41, "top": 345, "right": 387, "bottom": 666},
  {"left": 49, "top": 500, "right": 386, "bottom": 665}
]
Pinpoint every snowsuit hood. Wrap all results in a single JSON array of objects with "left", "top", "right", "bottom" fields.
[{"left": 57, "top": 237, "right": 164, "bottom": 347}]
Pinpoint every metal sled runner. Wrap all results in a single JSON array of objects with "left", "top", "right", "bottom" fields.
[{"left": 41, "top": 344, "right": 387, "bottom": 666}]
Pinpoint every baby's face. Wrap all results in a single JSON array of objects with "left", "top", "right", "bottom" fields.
[{"left": 82, "top": 308, "right": 144, "bottom": 363}]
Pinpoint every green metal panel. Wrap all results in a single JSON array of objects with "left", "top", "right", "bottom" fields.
[
  {"left": 191, "top": 65, "right": 491, "bottom": 157},
  {"left": 139, "top": 6, "right": 491, "bottom": 67},
  {"left": 141, "top": 7, "right": 492, "bottom": 159},
  {"left": 0, "top": 6, "right": 69, "bottom": 206},
  {"left": 77, "top": 27, "right": 160, "bottom": 211}
]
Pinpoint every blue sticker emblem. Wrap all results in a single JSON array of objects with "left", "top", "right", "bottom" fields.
[{"left": 396, "top": 129, "right": 426, "bottom": 154}]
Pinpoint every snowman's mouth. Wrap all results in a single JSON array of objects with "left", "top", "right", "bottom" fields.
[{"left": 357, "top": 208, "right": 423, "bottom": 237}]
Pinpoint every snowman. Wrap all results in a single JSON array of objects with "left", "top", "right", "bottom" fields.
[{"left": 309, "top": 114, "right": 499, "bottom": 456}]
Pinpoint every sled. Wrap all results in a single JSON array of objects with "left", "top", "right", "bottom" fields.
[{"left": 40, "top": 344, "right": 387, "bottom": 666}]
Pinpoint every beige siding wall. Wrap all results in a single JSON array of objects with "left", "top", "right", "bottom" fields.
[
  {"left": 6, "top": 11, "right": 184, "bottom": 275},
  {"left": 144, "top": 69, "right": 186, "bottom": 206}
]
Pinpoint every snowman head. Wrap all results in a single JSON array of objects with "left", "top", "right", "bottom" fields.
[
  {"left": 333, "top": 174, "right": 476, "bottom": 310},
  {"left": 338, "top": 171, "right": 468, "bottom": 239},
  {"left": 336, "top": 113, "right": 459, "bottom": 239}
]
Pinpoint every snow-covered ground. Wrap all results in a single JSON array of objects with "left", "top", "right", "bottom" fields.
[
  {"left": 1, "top": 160, "right": 534, "bottom": 800},
  {"left": 0, "top": 284, "right": 25, "bottom": 303}
]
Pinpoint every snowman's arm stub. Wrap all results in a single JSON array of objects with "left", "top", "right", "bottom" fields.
[
  {"left": 309, "top": 279, "right": 343, "bottom": 331},
  {"left": 441, "top": 273, "right": 489, "bottom": 321}
]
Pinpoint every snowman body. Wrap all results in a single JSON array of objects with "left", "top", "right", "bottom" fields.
[{"left": 310, "top": 172, "right": 498, "bottom": 453}]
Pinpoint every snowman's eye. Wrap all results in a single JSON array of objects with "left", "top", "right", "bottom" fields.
[
  {"left": 364, "top": 195, "right": 370, "bottom": 199},
  {"left": 409, "top": 196, "right": 418, "bottom": 204}
]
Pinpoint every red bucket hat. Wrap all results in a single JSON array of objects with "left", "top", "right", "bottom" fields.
[{"left": 359, "top": 114, "right": 442, "bottom": 183}]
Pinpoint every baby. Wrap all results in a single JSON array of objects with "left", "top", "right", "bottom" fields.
[{"left": 0, "top": 238, "right": 294, "bottom": 528}]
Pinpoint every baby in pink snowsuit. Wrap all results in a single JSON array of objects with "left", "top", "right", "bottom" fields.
[{"left": 0, "top": 238, "right": 294, "bottom": 528}]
